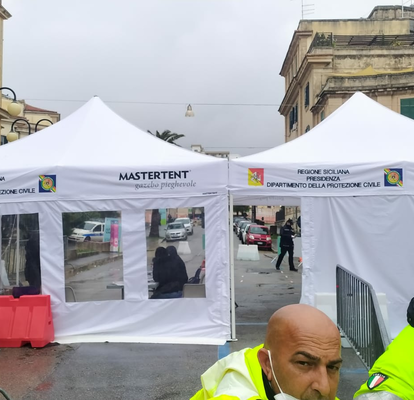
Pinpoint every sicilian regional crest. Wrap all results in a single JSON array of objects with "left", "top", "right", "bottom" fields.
[{"left": 248, "top": 168, "right": 264, "bottom": 186}]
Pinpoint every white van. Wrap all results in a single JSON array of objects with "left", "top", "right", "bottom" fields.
[{"left": 68, "top": 221, "right": 105, "bottom": 242}]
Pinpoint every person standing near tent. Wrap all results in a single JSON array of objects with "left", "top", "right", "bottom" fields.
[
  {"left": 353, "top": 298, "right": 414, "bottom": 400},
  {"left": 275, "top": 218, "right": 298, "bottom": 272},
  {"left": 191, "top": 304, "right": 342, "bottom": 400}
]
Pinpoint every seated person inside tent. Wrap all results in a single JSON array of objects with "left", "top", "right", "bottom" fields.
[
  {"left": 151, "top": 246, "right": 188, "bottom": 299},
  {"left": 191, "top": 304, "right": 342, "bottom": 400},
  {"left": 353, "top": 298, "right": 414, "bottom": 400}
]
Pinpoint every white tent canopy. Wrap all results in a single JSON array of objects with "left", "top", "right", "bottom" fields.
[
  {"left": 0, "top": 97, "right": 230, "bottom": 344},
  {"left": 230, "top": 92, "right": 414, "bottom": 338},
  {"left": 0, "top": 97, "right": 227, "bottom": 201}
]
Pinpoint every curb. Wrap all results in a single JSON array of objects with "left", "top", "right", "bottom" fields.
[{"left": 65, "top": 255, "right": 123, "bottom": 279}]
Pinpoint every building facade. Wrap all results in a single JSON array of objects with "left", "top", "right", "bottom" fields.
[
  {"left": 279, "top": 5, "right": 414, "bottom": 227},
  {"left": 1, "top": 97, "right": 60, "bottom": 143},
  {"left": 279, "top": 5, "right": 414, "bottom": 141},
  {"left": 0, "top": 2, "right": 12, "bottom": 124},
  {"left": 191, "top": 144, "right": 240, "bottom": 159}
]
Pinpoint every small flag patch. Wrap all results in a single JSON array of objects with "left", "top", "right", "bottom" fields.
[{"left": 367, "top": 373, "right": 388, "bottom": 390}]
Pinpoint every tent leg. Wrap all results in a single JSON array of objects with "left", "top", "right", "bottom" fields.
[
  {"left": 229, "top": 193, "right": 237, "bottom": 340},
  {"left": 16, "top": 214, "right": 20, "bottom": 286}
]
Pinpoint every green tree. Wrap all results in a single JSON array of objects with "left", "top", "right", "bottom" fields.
[
  {"left": 147, "top": 130, "right": 185, "bottom": 146},
  {"left": 233, "top": 206, "right": 250, "bottom": 216},
  {"left": 147, "top": 130, "right": 185, "bottom": 237}
]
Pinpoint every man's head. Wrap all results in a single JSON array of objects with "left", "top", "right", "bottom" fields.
[
  {"left": 286, "top": 219, "right": 293, "bottom": 226},
  {"left": 258, "top": 304, "right": 342, "bottom": 400}
]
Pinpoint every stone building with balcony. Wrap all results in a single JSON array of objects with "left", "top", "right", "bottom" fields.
[
  {"left": 279, "top": 5, "right": 414, "bottom": 142},
  {"left": 278, "top": 5, "right": 414, "bottom": 227}
]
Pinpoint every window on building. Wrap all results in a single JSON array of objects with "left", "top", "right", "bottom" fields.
[
  {"left": 401, "top": 98, "right": 414, "bottom": 120},
  {"left": 1, "top": 136, "right": 8, "bottom": 145},
  {"left": 289, "top": 103, "right": 299, "bottom": 130},
  {"left": 304, "top": 83, "right": 310, "bottom": 108},
  {"left": 289, "top": 103, "right": 299, "bottom": 131},
  {"left": 320, "top": 110, "right": 325, "bottom": 121}
]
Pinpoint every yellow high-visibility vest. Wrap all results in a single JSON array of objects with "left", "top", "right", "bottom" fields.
[
  {"left": 190, "top": 345, "right": 267, "bottom": 400},
  {"left": 191, "top": 344, "right": 340, "bottom": 400},
  {"left": 354, "top": 325, "right": 414, "bottom": 400}
]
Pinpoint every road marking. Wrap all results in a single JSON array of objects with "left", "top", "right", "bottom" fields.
[{"left": 340, "top": 368, "right": 368, "bottom": 375}]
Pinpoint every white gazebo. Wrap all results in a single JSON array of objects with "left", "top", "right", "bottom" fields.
[
  {"left": 229, "top": 92, "right": 414, "bottom": 338},
  {"left": 0, "top": 97, "right": 230, "bottom": 344}
]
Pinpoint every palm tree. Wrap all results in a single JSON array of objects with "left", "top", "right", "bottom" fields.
[
  {"left": 147, "top": 129, "right": 185, "bottom": 237},
  {"left": 147, "top": 130, "right": 185, "bottom": 146}
]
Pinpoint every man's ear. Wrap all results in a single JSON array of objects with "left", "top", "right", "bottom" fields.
[{"left": 257, "top": 347, "right": 272, "bottom": 381}]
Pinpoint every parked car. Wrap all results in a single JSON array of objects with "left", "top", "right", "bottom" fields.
[
  {"left": 241, "top": 223, "right": 252, "bottom": 244},
  {"left": 237, "top": 220, "right": 251, "bottom": 240},
  {"left": 237, "top": 220, "right": 250, "bottom": 237},
  {"left": 174, "top": 218, "right": 193, "bottom": 235},
  {"left": 69, "top": 221, "right": 105, "bottom": 242},
  {"left": 246, "top": 225, "right": 272, "bottom": 250},
  {"left": 233, "top": 216, "right": 245, "bottom": 232},
  {"left": 234, "top": 217, "right": 247, "bottom": 233},
  {"left": 165, "top": 222, "right": 187, "bottom": 242}
]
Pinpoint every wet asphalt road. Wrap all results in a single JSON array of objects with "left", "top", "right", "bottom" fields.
[{"left": 0, "top": 231, "right": 367, "bottom": 400}]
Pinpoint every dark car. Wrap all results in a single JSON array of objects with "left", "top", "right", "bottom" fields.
[
  {"left": 238, "top": 220, "right": 251, "bottom": 240},
  {"left": 233, "top": 216, "right": 246, "bottom": 232}
]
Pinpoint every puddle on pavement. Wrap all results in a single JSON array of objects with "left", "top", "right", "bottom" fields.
[{"left": 246, "top": 269, "right": 276, "bottom": 274}]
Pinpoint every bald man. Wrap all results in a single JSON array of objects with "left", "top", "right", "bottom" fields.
[{"left": 191, "top": 304, "right": 342, "bottom": 400}]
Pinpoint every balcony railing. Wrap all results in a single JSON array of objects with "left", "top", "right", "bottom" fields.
[{"left": 309, "top": 32, "right": 414, "bottom": 53}]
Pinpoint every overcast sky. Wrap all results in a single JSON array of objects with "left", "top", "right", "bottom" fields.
[{"left": 1, "top": 0, "right": 405, "bottom": 155}]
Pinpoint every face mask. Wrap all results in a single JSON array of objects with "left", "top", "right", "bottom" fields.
[{"left": 267, "top": 350, "right": 300, "bottom": 400}]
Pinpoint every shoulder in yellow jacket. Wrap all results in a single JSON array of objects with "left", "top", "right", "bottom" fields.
[
  {"left": 354, "top": 325, "right": 414, "bottom": 400},
  {"left": 190, "top": 345, "right": 268, "bottom": 400}
]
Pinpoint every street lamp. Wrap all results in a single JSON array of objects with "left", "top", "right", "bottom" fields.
[
  {"left": 34, "top": 118, "right": 53, "bottom": 132},
  {"left": 7, "top": 118, "right": 30, "bottom": 142},
  {"left": 185, "top": 104, "right": 195, "bottom": 117},
  {"left": 7, "top": 118, "right": 54, "bottom": 142},
  {"left": 0, "top": 87, "right": 21, "bottom": 116}
]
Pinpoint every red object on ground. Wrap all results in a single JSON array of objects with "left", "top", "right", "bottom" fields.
[
  {"left": 245, "top": 225, "right": 272, "bottom": 250},
  {"left": 0, "top": 295, "right": 54, "bottom": 348}
]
